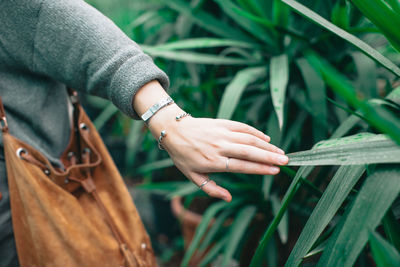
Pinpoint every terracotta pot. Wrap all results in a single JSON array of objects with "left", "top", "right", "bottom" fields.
[{"left": 171, "top": 196, "right": 214, "bottom": 266}]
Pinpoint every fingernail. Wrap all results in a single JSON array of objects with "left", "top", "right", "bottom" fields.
[
  {"left": 223, "top": 194, "right": 232, "bottom": 202},
  {"left": 277, "top": 148, "right": 285, "bottom": 155},
  {"left": 271, "top": 166, "right": 280, "bottom": 173},
  {"left": 278, "top": 155, "right": 289, "bottom": 165},
  {"left": 265, "top": 135, "right": 270, "bottom": 141}
]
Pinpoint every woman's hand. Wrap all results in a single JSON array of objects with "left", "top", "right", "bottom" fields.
[
  {"left": 133, "top": 81, "right": 288, "bottom": 202},
  {"left": 147, "top": 104, "right": 288, "bottom": 202}
]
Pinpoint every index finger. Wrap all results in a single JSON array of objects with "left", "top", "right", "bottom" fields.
[{"left": 220, "top": 120, "right": 271, "bottom": 143}]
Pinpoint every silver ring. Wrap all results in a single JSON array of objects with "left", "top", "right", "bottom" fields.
[
  {"left": 199, "top": 178, "right": 211, "bottom": 189},
  {"left": 226, "top": 157, "right": 230, "bottom": 171}
]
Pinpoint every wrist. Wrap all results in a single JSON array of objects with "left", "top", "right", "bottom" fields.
[{"left": 147, "top": 104, "right": 185, "bottom": 138}]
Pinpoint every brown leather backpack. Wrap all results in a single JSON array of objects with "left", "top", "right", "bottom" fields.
[{"left": 0, "top": 92, "right": 156, "bottom": 267}]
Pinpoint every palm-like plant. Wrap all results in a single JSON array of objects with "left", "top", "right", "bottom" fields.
[{"left": 89, "top": 0, "right": 400, "bottom": 266}]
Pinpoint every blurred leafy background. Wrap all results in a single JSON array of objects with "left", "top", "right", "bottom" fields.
[{"left": 84, "top": 0, "right": 400, "bottom": 266}]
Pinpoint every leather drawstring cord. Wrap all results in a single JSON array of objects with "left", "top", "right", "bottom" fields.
[
  {"left": 17, "top": 150, "right": 51, "bottom": 176},
  {"left": 69, "top": 149, "right": 139, "bottom": 267}
]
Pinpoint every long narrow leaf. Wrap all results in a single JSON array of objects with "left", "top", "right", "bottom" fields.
[
  {"left": 181, "top": 201, "right": 230, "bottom": 267},
  {"left": 351, "top": 0, "right": 400, "bottom": 52},
  {"left": 287, "top": 133, "right": 400, "bottom": 166},
  {"left": 318, "top": 166, "right": 400, "bottom": 266},
  {"left": 249, "top": 166, "right": 314, "bottom": 267},
  {"left": 144, "top": 38, "right": 258, "bottom": 50},
  {"left": 297, "top": 58, "right": 327, "bottom": 141},
  {"left": 270, "top": 54, "right": 289, "bottom": 129},
  {"left": 142, "top": 47, "right": 260, "bottom": 65},
  {"left": 214, "top": 0, "right": 276, "bottom": 46},
  {"left": 305, "top": 52, "right": 400, "bottom": 144},
  {"left": 222, "top": 205, "right": 257, "bottom": 267},
  {"left": 382, "top": 209, "right": 400, "bottom": 252},
  {"left": 271, "top": 194, "right": 289, "bottom": 244},
  {"left": 281, "top": 0, "right": 400, "bottom": 77},
  {"left": 93, "top": 103, "right": 118, "bottom": 130},
  {"left": 162, "top": 0, "right": 253, "bottom": 42},
  {"left": 217, "top": 67, "right": 267, "bottom": 119},
  {"left": 285, "top": 165, "right": 365, "bottom": 266},
  {"left": 369, "top": 231, "right": 400, "bottom": 267}
]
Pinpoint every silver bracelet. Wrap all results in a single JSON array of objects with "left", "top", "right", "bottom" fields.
[
  {"left": 158, "top": 130, "right": 167, "bottom": 150},
  {"left": 175, "top": 112, "right": 191, "bottom": 121},
  {"left": 141, "top": 97, "right": 174, "bottom": 123}
]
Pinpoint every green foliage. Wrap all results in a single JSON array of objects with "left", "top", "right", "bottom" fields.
[{"left": 88, "top": 0, "right": 400, "bottom": 265}]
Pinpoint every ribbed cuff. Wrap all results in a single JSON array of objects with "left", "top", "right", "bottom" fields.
[{"left": 109, "top": 53, "right": 170, "bottom": 119}]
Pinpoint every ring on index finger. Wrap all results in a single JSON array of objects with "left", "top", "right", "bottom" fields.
[{"left": 225, "top": 157, "right": 230, "bottom": 171}]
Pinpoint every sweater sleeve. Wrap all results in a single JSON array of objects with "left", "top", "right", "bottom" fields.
[{"left": 0, "top": 0, "right": 169, "bottom": 118}]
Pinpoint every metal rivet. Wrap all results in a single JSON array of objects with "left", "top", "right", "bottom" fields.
[
  {"left": 83, "top": 147, "right": 91, "bottom": 154},
  {"left": 16, "top": 148, "right": 28, "bottom": 158},
  {"left": 43, "top": 169, "right": 51, "bottom": 176},
  {"left": 67, "top": 151, "right": 75, "bottom": 159},
  {"left": 141, "top": 243, "right": 146, "bottom": 249},
  {"left": 64, "top": 178, "right": 69, "bottom": 184},
  {"left": 79, "top": 123, "right": 88, "bottom": 131}
]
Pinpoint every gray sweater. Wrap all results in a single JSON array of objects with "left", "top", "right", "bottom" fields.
[
  {"left": 0, "top": 1, "right": 169, "bottom": 264},
  {"left": 0, "top": 0, "right": 169, "bottom": 165}
]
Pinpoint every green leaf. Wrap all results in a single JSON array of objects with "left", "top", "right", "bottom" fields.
[
  {"left": 271, "top": 194, "right": 289, "bottom": 244},
  {"left": 270, "top": 54, "right": 289, "bottom": 129},
  {"left": 214, "top": 0, "right": 276, "bottom": 46},
  {"left": 93, "top": 103, "right": 119, "bottom": 130},
  {"left": 369, "top": 231, "right": 400, "bottom": 267},
  {"left": 166, "top": 183, "right": 199, "bottom": 199},
  {"left": 330, "top": 113, "right": 361, "bottom": 139},
  {"left": 285, "top": 165, "right": 365, "bottom": 267},
  {"left": 142, "top": 47, "right": 260, "bottom": 65},
  {"left": 352, "top": 52, "right": 378, "bottom": 99},
  {"left": 287, "top": 133, "right": 400, "bottom": 166},
  {"left": 351, "top": 0, "right": 400, "bottom": 52},
  {"left": 136, "top": 158, "right": 174, "bottom": 174},
  {"left": 382, "top": 209, "right": 400, "bottom": 252},
  {"left": 222, "top": 205, "right": 257, "bottom": 267},
  {"left": 199, "top": 237, "right": 229, "bottom": 267},
  {"left": 385, "top": 0, "right": 400, "bottom": 14},
  {"left": 181, "top": 201, "right": 230, "bottom": 267},
  {"left": 296, "top": 58, "right": 327, "bottom": 141},
  {"left": 217, "top": 67, "right": 267, "bottom": 119},
  {"left": 237, "top": 0, "right": 264, "bottom": 17},
  {"left": 305, "top": 52, "right": 400, "bottom": 144},
  {"left": 281, "top": 0, "right": 400, "bottom": 77},
  {"left": 273, "top": 0, "right": 290, "bottom": 28},
  {"left": 125, "top": 120, "right": 144, "bottom": 169},
  {"left": 137, "top": 181, "right": 190, "bottom": 194},
  {"left": 249, "top": 166, "right": 314, "bottom": 267},
  {"left": 144, "top": 38, "right": 258, "bottom": 50},
  {"left": 198, "top": 208, "right": 233, "bottom": 252},
  {"left": 162, "top": 0, "right": 253, "bottom": 42},
  {"left": 331, "top": 0, "right": 350, "bottom": 29},
  {"left": 318, "top": 166, "right": 400, "bottom": 266},
  {"left": 262, "top": 175, "right": 274, "bottom": 200}
]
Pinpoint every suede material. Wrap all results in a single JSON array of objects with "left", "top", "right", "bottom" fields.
[{"left": 3, "top": 106, "right": 155, "bottom": 267}]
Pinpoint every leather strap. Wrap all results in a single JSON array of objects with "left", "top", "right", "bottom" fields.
[
  {"left": 0, "top": 97, "right": 7, "bottom": 201},
  {"left": 0, "top": 97, "right": 8, "bottom": 133}
]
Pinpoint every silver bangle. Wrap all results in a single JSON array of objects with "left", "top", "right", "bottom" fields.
[
  {"left": 141, "top": 97, "right": 174, "bottom": 123},
  {"left": 158, "top": 130, "right": 167, "bottom": 150}
]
